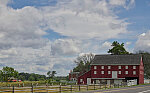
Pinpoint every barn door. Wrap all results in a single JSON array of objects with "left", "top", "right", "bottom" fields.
[
  {"left": 112, "top": 71, "right": 118, "bottom": 78},
  {"left": 87, "top": 78, "right": 91, "bottom": 85}
]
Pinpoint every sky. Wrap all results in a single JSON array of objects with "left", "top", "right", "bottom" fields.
[{"left": 0, "top": 0, "right": 150, "bottom": 76}]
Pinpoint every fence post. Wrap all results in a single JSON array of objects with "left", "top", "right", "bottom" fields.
[
  {"left": 46, "top": 83, "right": 48, "bottom": 93},
  {"left": 79, "top": 85, "right": 80, "bottom": 91},
  {"left": 31, "top": 85, "right": 33, "bottom": 93},
  {"left": 99, "top": 84, "right": 101, "bottom": 89},
  {"left": 12, "top": 86, "right": 14, "bottom": 93},
  {"left": 70, "top": 85, "right": 72, "bottom": 92},
  {"left": 118, "top": 84, "right": 119, "bottom": 88},
  {"left": 105, "top": 84, "right": 106, "bottom": 89},
  {"left": 110, "top": 84, "right": 111, "bottom": 88},
  {"left": 94, "top": 83, "right": 95, "bottom": 90},
  {"left": 87, "top": 84, "right": 88, "bottom": 91},
  {"left": 59, "top": 84, "right": 61, "bottom": 93}
]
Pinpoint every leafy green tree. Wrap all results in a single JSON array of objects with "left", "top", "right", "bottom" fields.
[
  {"left": 0, "top": 66, "right": 19, "bottom": 81},
  {"left": 108, "top": 41, "right": 129, "bottom": 55},
  {"left": 47, "top": 71, "right": 57, "bottom": 79},
  {"left": 18, "top": 72, "right": 46, "bottom": 81},
  {"left": 73, "top": 53, "right": 95, "bottom": 73},
  {"left": 28, "top": 76, "right": 35, "bottom": 81},
  {"left": 0, "top": 70, "right": 3, "bottom": 81},
  {"left": 18, "top": 75, "right": 25, "bottom": 81}
]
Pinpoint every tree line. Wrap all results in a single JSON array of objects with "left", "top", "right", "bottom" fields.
[{"left": 0, "top": 66, "right": 58, "bottom": 82}]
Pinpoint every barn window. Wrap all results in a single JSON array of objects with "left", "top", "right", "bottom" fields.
[
  {"left": 125, "top": 71, "right": 128, "bottom": 74},
  {"left": 125, "top": 66, "right": 128, "bottom": 69},
  {"left": 118, "top": 66, "right": 121, "bottom": 69},
  {"left": 133, "top": 71, "right": 136, "bottom": 75},
  {"left": 101, "top": 71, "right": 104, "bottom": 74},
  {"left": 94, "top": 66, "right": 97, "bottom": 69},
  {"left": 101, "top": 66, "right": 104, "bottom": 69},
  {"left": 94, "top": 71, "right": 97, "bottom": 74},
  {"left": 133, "top": 66, "right": 136, "bottom": 69},
  {"left": 108, "top": 66, "right": 111, "bottom": 69},
  {"left": 118, "top": 71, "right": 121, "bottom": 74},
  {"left": 108, "top": 71, "right": 111, "bottom": 74}
]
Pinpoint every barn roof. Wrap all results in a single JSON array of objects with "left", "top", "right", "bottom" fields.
[{"left": 91, "top": 54, "right": 142, "bottom": 65}]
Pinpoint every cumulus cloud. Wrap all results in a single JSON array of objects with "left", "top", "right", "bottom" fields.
[
  {"left": 134, "top": 31, "right": 150, "bottom": 53},
  {"left": 0, "top": 0, "right": 135, "bottom": 75},
  {"left": 109, "top": 0, "right": 135, "bottom": 9},
  {"left": 98, "top": 41, "right": 112, "bottom": 54},
  {"left": 51, "top": 39, "right": 80, "bottom": 56},
  {"left": 43, "top": 0, "right": 130, "bottom": 40}
]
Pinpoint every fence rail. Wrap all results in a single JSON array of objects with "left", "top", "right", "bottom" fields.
[{"left": 0, "top": 83, "right": 127, "bottom": 93}]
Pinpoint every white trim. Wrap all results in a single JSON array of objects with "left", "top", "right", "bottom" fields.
[
  {"left": 108, "top": 71, "right": 111, "bottom": 74},
  {"left": 91, "top": 64, "right": 140, "bottom": 65},
  {"left": 94, "top": 66, "right": 97, "bottom": 69},
  {"left": 118, "top": 71, "right": 121, "bottom": 74},
  {"left": 94, "top": 71, "right": 97, "bottom": 74},
  {"left": 118, "top": 66, "right": 121, "bottom": 69},
  {"left": 91, "top": 78, "right": 125, "bottom": 79},
  {"left": 133, "top": 66, "right": 136, "bottom": 69},
  {"left": 101, "top": 71, "right": 104, "bottom": 74},
  {"left": 108, "top": 66, "right": 111, "bottom": 69},
  {"left": 125, "top": 71, "right": 128, "bottom": 74},
  {"left": 125, "top": 66, "right": 128, "bottom": 69},
  {"left": 101, "top": 66, "right": 104, "bottom": 69},
  {"left": 133, "top": 71, "right": 136, "bottom": 75}
]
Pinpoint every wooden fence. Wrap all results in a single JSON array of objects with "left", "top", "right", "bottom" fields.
[{"left": 0, "top": 83, "right": 127, "bottom": 93}]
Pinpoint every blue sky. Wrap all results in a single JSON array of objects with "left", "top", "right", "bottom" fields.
[{"left": 0, "top": 0, "right": 150, "bottom": 76}]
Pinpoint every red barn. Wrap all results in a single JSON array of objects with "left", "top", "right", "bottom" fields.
[{"left": 78, "top": 55, "right": 144, "bottom": 85}]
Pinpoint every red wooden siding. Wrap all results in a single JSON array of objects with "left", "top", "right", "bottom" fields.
[
  {"left": 78, "top": 70, "right": 91, "bottom": 84},
  {"left": 139, "top": 59, "right": 144, "bottom": 84},
  {"left": 91, "top": 65, "right": 139, "bottom": 78}
]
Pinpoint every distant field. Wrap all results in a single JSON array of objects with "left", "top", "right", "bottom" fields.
[{"left": 0, "top": 81, "right": 46, "bottom": 87}]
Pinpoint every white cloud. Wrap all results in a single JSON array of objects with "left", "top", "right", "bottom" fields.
[
  {"left": 109, "top": 0, "right": 135, "bottom": 9},
  {"left": 0, "top": 0, "right": 135, "bottom": 75},
  {"left": 51, "top": 39, "right": 80, "bottom": 56},
  {"left": 100, "top": 41, "right": 112, "bottom": 49},
  {"left": 0, "top": 0, "right": 11, "bottom": 6},
  {"left": 134, "top": 30, "right": 150, "bottom": 53},
  {"left": 43, "top": 0, "right": 130, "bottom": 40},
  {"left": 98, "top": 41, "right": 112, "bottom": 54}
]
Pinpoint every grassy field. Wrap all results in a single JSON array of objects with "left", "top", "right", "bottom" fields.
[{"left": 0, "top": 81, "right": 46, "bottom": 87}]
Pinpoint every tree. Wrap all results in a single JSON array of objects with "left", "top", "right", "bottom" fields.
[
  {"left": 47, "top": 71, "right": 57, "bottom": 79},
  {"left": 18, "top": 72, "right": 46, "bottom": 81},
  {"left": 73, "top": 53, "right": 95, "bottom": 73},
  {"left": 28, "top": 76, "right": 35, "bottom": 81},
  {"left": 0, "top": 66, "right": 19, "bottom": 81},
  {"left": 108, "top": 41, "right": 129, "bottom": 55}
]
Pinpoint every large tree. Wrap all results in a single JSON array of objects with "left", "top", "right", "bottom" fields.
[
  {"left": 47, "top": 71, "right": 57, "bottom": 79},
  {"left": 108, "top": 41, "right": 129, "bottom": 55},
  {"left": 0, "top": 66, "right": 19, "bottom": 81},
  {"left": 73, "top": 53, "right": 95, "bottom": 73}
]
